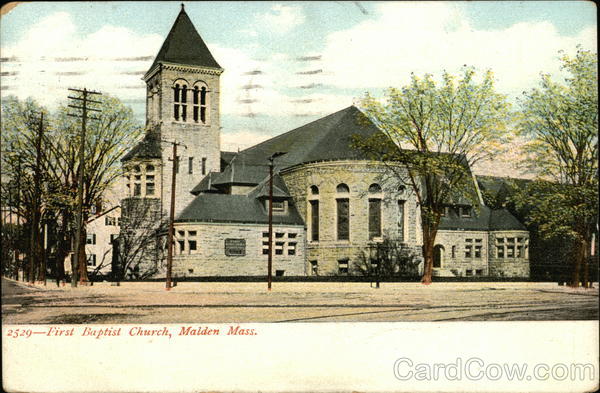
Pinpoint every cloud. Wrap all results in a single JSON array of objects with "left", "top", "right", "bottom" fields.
[
  {"left": 1, "top": 12, "right": 163, "bottom": 108},
  {"left": 256, "top": 4, "right": 306, "bottom": 34},
  {"left": 319, "top": 2, "right": 597, "bottom": 96}
]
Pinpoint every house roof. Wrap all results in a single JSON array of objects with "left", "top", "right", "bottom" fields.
[
  {"left": 176, "top": 193, "right": 304, "bottom": 225},
  {"left": 148, "top": 6, "right": 221, "bottom": 71},
  {"left": 121, "top": 129, "right": 162, "bottom": 162}
]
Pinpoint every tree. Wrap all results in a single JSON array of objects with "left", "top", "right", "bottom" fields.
[
  {"left": 355, "top": 67, "right": 511, "bottom": 284},
  {"left": 0, "top": 97, "right": 50, "bottom": 283},
  {"left": 1, "top": 95, "right": 142, "bottom": 285},
  {"left": 354, "top": 238, "right": 421, "bottom": 280},
  {"left": 117, "top": 198, "right": 167, "bottom": 279},
  {"left": 515, "top": 49, "right": 598, "bottom": 288},
  {"left": 46, "top": 95, "right": 142, "bottom": 283}
]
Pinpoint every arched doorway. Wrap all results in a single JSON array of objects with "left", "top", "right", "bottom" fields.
[{"left": 433, "top": 245, "right": 444, "bottom": 268}]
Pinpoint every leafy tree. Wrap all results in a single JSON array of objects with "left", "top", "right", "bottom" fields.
[
  {"left": 46, "top": 95, "right": 142, "bottom": 284},
  {"left": 354, "top": 67, "right": 511, "bottom": 284},
  {"left": 1, "top": 97, "right": 50, "bottom": 283},
  {"left": 1, "top": 95, "right": 141, "bottom": 285},
  {"left": 354, "top": 238, "right": 421, "bottom": 280},
  {"left": 515, "top": 49, "right": 598, "bottom": 288}
]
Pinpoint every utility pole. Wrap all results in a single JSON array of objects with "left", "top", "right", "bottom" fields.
[
  {"left": 29, "top": 112, "right": 44, "bottom": 284},
  {"left": 267, "top": 151, "right": 286, "bottom": 291},
  {"left": 166, "top": 142, "right": 179, "bottom": 290},
  {"left": 67, "top": 87, "right": 101, "bottom": 287}
]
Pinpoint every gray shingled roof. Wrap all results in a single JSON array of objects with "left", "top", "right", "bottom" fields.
[
  {"left": 149, "top": 6, "right": 221, "bottom": 71},
  {"left": 191, "top": 172, "right": 220, "bottom": 195},
  {"left": 489, "top": 209, "right": 527, "bottom": 231},
  {"left": 234, "top": 106, "right": 382, "bottom": 169},
  {"left": 247, "top": 173, "right": 291, "bottom": 199},
  {"left": 438, "top": 205, "right": 526, "bottom": 231},
  {"left": 220, "top": 151, "right": 237, "bottom": 171},
  {"left": 121, "top": 130, "right": 162, "bottom": 162},
  {"left": 211, "top": 164, "right": 267, "bottom": 186},
  {"left": 176, "top": 193, "right": 304, "bottom": 225}
]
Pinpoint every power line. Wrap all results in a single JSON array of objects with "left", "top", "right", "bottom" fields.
[{"left": 67, "top": 87, "right": 102, "bottom": 288}]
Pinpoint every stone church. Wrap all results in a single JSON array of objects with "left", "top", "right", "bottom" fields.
[{"left": 120, "top": 6, "right": 530, "bottom": 279}]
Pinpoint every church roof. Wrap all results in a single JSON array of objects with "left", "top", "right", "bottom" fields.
[
  {"left": 121, "top": 128, "right": 162, "bottom": 162},
  {"left": 176, "top": 193, "right": 304, "bottom": 225},
  {"left": 189, "top": 106, "right": 382, "bottom": 193},
  {"left": 233, "top": 105, "right": 382, "bottom": 169},
  {"left": 247, "top": 173, "right": 292, "bottom": 199},
  {"left": 149, "top": 5, "right": 221, "bottom": 71},
  {"left": 438, "top": 205, "right": 526, "bottom": 231}
]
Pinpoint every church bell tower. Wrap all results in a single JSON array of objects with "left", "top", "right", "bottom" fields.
[{"left": 143, "top": 4, "right": 223, "bottom": 214}]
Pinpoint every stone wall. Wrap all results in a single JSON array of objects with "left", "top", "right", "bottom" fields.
[
  {"left": 434, "top": 230, "right": 490, "bottom": 277},
  {"left": 488, "top": 230, "right": 530, "bottom": 277},
  {"left": 282, "top": 160, "right": 421, "bottom": 275},
  {"left": 171, "top": 222, "right": 306, "bottom": 277}
]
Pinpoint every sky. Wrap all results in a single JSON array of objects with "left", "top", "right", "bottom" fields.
[{"left": 0, "top": 1, "right": 596, "bottom": 175}]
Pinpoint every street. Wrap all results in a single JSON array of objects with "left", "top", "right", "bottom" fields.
[{"left": 2, "top": 277, "right": 598, "bottom": 323}]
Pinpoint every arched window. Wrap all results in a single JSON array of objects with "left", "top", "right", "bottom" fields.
[
  {"left": 146, "top": 164, "right": 154, "bottom": 172},
  {"left": 180, "top": 84, "right": 187, "bottom": 121},
  {"left": 309, "top": 185, "right": 319, "bottom": 241},
  {"left": 200, "top": 86, "right": 207, "bottom": 123},
  {"left": 368, "top": 183, "right": 382, "bottom": 193},
  {"left": 336, "top": 183, "right": 350, "bottom": 240},
  {"left": 173, "top": 84, "right": 181, "bottom": 120},
  {"left": 193, "top": 86, "right": 199, "bottom": 122},
  {"left": 192, "top": 82, "right": 209, "bottom": 124},
  {"left": 368, "top": 184, "right": 382, "bottom": 239},
  {"left": 336, "top": 183, "right": 349, "bottom": 193}
]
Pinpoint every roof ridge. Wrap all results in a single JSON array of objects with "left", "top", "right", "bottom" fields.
[
  {"left": 301, "top": 105, "right": 365, "bottom": 161},
  {"left": 238, "top": 105, "right": 357, "bottom": 155}
]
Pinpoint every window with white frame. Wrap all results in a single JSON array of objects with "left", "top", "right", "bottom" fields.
[
  {"left": 86, "top": 233, "right": 96, "bottom": 245},
  {"left": 86, "top": 254, "right": 97, "bottom": 267}
]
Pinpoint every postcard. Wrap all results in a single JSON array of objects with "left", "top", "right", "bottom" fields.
[{"left": 1, "top": 1, "right": 598, "bottom": 392}]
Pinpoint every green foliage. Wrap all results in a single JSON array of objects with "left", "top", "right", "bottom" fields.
[
  {"left": 354, "top": 67, "right": 511, "bottom": 283},
  {"left": 516, "top": 49, "right": 598, "bottom": 241},
  {"left": 519, "top": 48, "right": 598, "bottom": 186},
  {"left": 354, "top": 239, "right": 421, "bottom": 278},
  {"left": 1, "top": 94, "right": 142, "bottom": 279},
  {"left": 354, "top": 67, "right": 511, "bottom": 234}
]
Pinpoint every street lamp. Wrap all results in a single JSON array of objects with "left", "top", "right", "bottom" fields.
[{"left": 267, "top": 151, "right": 287, "bottom": 291}]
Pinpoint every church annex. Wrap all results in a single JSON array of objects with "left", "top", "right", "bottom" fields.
[{"left": 120, "top": 6, "right": 530, "bottom": 279}]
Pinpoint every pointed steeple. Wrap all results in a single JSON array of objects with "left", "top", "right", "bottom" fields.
[{"left": 149, "top": 5, "right": 221, "bottom": 71}]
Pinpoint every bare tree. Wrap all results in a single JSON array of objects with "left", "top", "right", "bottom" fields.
[{"left": 117, "top": 198, "right": 167, "bottom": 279}]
